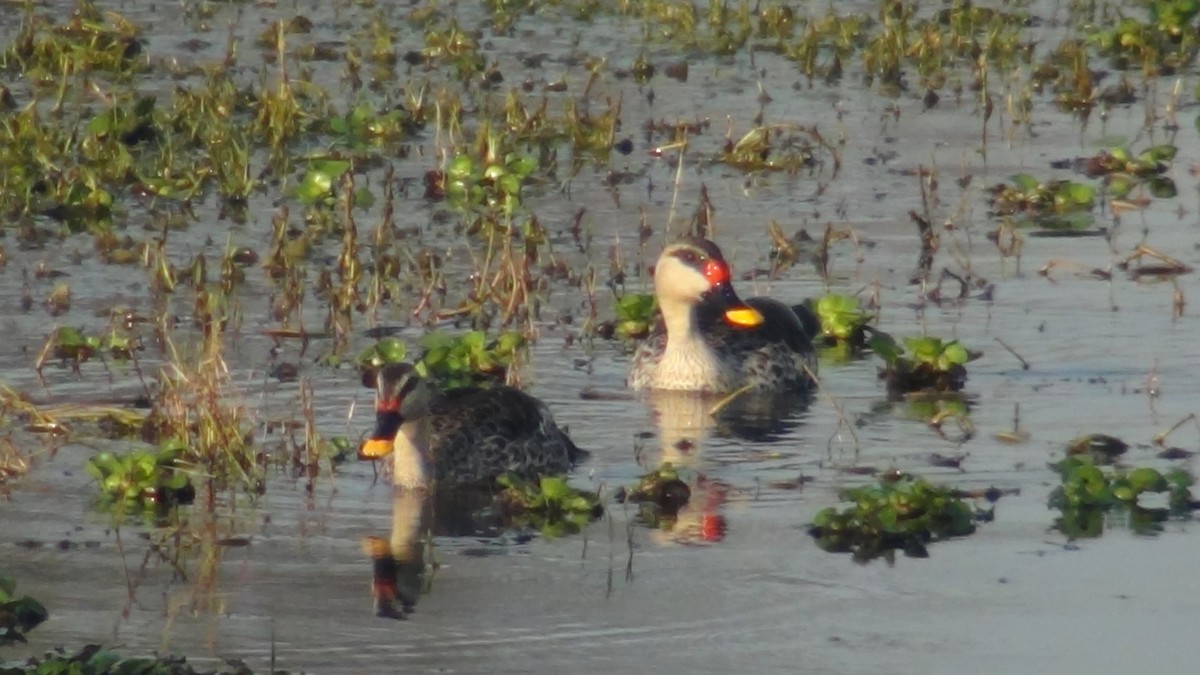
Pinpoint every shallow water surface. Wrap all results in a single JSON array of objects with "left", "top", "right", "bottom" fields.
[{"left": 2, "top": 0, "right": 1200, "bottom": 673}]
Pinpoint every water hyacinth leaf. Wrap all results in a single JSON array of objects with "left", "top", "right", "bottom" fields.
[
  {"left": 1106, "top": 174, "right": 1134, "bottom": 198},
  {"left": 1126, "top": 467, "right": 1166, "bottom": 493},
  {"left": 539, "top": 476, "right": 571, "bottom": 501},
  {"left": 297, "top": 160, "right": 350, "bottom": 204},
  {"left": 483, "top": 164, "right": 507, "bottom": 181},
  {"left": 868, "top": 331, "right": 902, "bottom": 365},
  {"left": 616, "top": 293, "right": 656, "bottom": 321},
  {"left": 354, "top": 187, "right": 376, "bottom": 208},
  {"left": 447, "top": 154, "right": 475, "bottom": 180},
  {"left": 1148, "top": 177, "right": 1176, "bottom": 198},
  {"left": 493, "top": 331, "right": 525, "bottom": 355},
  {"left": 376, "top": 337, "right": 406, "bottom": 363},
  {"left": 1012, "top": 173, "right": 1040, "bottom": 192},
  {"left": 1140, "top": 144, "right": 1177, "bottom": 162},
  {"left": 1061, "top": 182, "right": 1094, "bottom": 206},
  {"left": 816, "top": 293, "right": 867, "bottom": 339},
  {"left": 498, "top": 173, "right": 521, "bottom": 196},
  {"left": 506, "top": 154, "right": 537, "bottom": 178},
  {"left": 940, "top": 341, "right": 969, "bottom": 367}
]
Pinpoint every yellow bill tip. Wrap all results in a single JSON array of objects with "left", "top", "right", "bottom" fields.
[
  {"left": 359, "top": 438, "right": 395, "bottom": 460},
  {"left": 724, "top": 306, "right": 764, "bottom": 327}
]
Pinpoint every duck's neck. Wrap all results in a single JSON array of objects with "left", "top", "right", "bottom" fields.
[
  {"left": 393, "top": 417, "right": 432, "bottom": 489},
  {"left": 657, "top": 299, "right": 726, "bottom": 391}
]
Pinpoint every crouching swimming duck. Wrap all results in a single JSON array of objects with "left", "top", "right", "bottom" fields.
[
  {"left": 360, "top": 364, "right": 586, "bottom": 489},
  {"left": 628, "top": 237, "right": 818, "bottom": 393}
]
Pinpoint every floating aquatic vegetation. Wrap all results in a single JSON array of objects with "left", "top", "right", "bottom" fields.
[
  {"left": 0, "top": 575, "right": 48, "bottom": 646},
  {"left": 496, "top": 473, "right": 602, "bottom": 538},
  {"left": 5, "top": 644, "right": 291, "bottom": 675},
  {"left": 598, "top": 292, "right": 656, "bottom": 341},
  {"left": 1071, "top": 145, "right": 1179, "bottom": 200},
  {"left": 84, "top": 441, "right": 195, "bottom": 519},
  {"left": 34, "top": 326, "right": 142, "bottom": 377},
  {"left": 988, "top": 174, "right": 1097, "bottom": 231},
  {"left": 870, "top": 333, "right": 976, "bottom": 395},
  {"left": 1049, "top": 456, "right": 1197, "bottom": 538},
  {"left": 810, "top": 474, "right": 991, "bottom": 562},
  {"left": 357, "top": 330, "right": 527, "bottom": 389},
  {"left": 1088, "top": 0, "right": 1200, "bottom": 73},
  {"left": 809, "top": 293, "right": 875, "bottom": 355}
]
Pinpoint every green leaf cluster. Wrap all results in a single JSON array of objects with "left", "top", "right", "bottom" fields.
[
  {"left": 1049, "top": 456, "right": 1196, "bottom": 538},
  {"left": 991, "top": 174, "right": 1095, "bottom": 218},
  {"left": 328, "top": 101, "right": 416, "bottom": 149},
  {"left": 497, "top": 473, "right": 601, "bottom": 538},
  {"left": 356, "top": 330, "right": 526, "bottom": 389},
  {"left": 811, "top": 475, "right": 980, "bottom": 561},
  {"left": 613, "top": 293, "right": 656, "bottom": 340},
  {"left": 84, "top": 441, "right": 192, "bottom": 517},
  {"left": 0, "top": 644, "right": 288, "bottom": 675},
  {"left": 49, "top": 326, "right": 140, "bottom": 366},
  {"left": 871, "top": 334, "right": 972, "bottom": 394},
  {"left": 0, "top": 575, "right": 48, "bottom": 646},
  {"left": 814, "top": 293, "right": 873, "bottom": 342},
  {"left": 1089, "top": 3, "right": 1200, "bottom": 70},
  {"left": 444, "top": 151, "right": 537, "bottom": 216}
]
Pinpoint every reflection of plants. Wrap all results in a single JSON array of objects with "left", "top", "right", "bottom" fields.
[
  {"left": 810, "top": 475, "right": 984, "bottom": 562},
  {"left": 85, "top": 441, "right": 195, "bottom": 517},
  {"left": 496, "top": 473, "right": 602, "bottom": 538},
  {"left": 0, "top": 575, "right": 48, "bottom": 646},
  {"left": 1049, "top": 456, "right": 1196, "bottom": 538},
  {"left": 871, "top": 334, "right": 974, "bottom": 394}
]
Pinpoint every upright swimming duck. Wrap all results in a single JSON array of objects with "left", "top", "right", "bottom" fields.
[
  {"left": 360, "top": 364, "right": 585, "bottom": 489},
  {"left": 628, "top": 237, "right": 818, "bottom": 393}
]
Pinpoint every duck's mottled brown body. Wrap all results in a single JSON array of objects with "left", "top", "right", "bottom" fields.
[{"left": 362, "top": 364, "right": 585, "bottom": 489}]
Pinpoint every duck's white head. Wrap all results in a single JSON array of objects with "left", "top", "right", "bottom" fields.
[
  {"left": 360, "top": 363, "right": 435, "bottom": 489},
  {"left": 652, "top": 237, "right": 765, "bottom": 336}
]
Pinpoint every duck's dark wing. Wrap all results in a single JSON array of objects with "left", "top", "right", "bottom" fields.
[
  {"left": 695, "top": 296, "right": 816, "bottom": 355},
  {"left": 427, "top": 386, "right": 584, "bottom": 486}
]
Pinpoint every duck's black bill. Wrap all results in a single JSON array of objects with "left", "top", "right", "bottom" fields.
[
  {"left": 359, "top": 409, "right": 403, "bottom": 460},
  {"left": 707, "top": 283, "right": 765, "bottom": 328}
]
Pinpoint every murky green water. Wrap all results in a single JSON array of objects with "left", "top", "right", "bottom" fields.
[{"left": 3, "top": 0, "right": 1200, "bottom": 672}]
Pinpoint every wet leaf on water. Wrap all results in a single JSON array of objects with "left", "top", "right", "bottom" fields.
[{"left": 1147, "top": 177, "right": 1177, "bottom": 198}]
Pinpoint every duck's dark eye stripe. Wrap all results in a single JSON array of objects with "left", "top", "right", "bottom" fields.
[{"left": 396, "top": 375, "right": 420, "bottom": 400}]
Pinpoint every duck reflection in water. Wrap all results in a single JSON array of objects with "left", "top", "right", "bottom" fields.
[
  {"left": 361, "top": 489, "right": 497, "bottom": 619},
  {"left": 632, "top": 389, "right": 811, "bottom": 546},
  {"left": 357, "top": 363, "right": 587, "bottom": 618}
]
